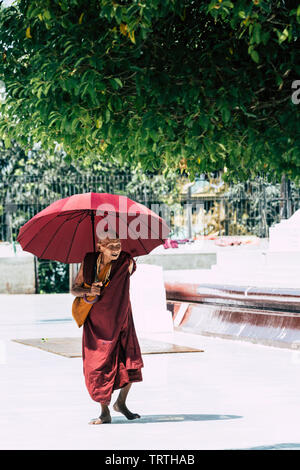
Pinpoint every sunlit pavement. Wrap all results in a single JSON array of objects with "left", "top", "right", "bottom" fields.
[{"left": 1, "top": 294, "right": 300, "bottom": 450}]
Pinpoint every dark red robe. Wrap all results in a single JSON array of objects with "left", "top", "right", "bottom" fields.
[{"left": 82, "top": 250, "right": 144, "bottom": 405}]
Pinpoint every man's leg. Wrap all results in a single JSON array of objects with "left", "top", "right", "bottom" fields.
[
  {"left": 113, "top": 383, "right": 141, "bottom": 420},
  {"left": 89, "top": 403, "right": 112, "bottom": 425}
]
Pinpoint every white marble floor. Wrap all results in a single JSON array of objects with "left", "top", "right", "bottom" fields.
[{"left": 1, "top": 294, "right": 300, "bottom": 450}]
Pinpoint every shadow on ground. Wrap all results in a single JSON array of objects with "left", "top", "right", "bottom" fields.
[{"left": 111, "top": 414, "right": 242, "bottom": 424}]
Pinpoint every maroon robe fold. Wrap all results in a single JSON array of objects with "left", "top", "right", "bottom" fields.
[{"left": 82, "top": 250, "right": 144, "bottom": 405}]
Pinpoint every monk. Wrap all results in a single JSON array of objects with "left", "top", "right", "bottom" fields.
[{"left": 71, "top": 234, "right": 144, "bottom": 424}]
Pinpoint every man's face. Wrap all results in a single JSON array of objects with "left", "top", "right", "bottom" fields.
[{"left": 97, "top": 237, "right": 122, "bottom": 261}]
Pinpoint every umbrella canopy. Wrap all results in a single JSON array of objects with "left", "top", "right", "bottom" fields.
[{"left": 16, "top": 192, "right": 170, "bottom": 263}]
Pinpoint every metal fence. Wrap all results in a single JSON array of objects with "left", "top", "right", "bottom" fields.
[
  {"left": 184, "top": 194, "right": 300, "bottom": 239},
  {"left": 1, "top": 174, "right": 132, "bottom": 242},
  {"left": 1, "top": 174, "right": 300, "bottom": 243},
  {"left": 1, "top": 174, "right": 300, "bottom": 293}
]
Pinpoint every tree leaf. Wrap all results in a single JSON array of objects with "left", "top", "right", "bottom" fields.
[
  {"left": 26, "top": 26, "right": 32, "bottom": 38},
  {"left": 250, "top": 49, "right": 259, "bottom": 63}
]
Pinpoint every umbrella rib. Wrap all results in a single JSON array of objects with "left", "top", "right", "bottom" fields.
[
  {"left": 17, "top": 213, "right": 51, "bottom": 242},
  {"left": 117, "top": 212, "right": 168, "bottom": 253},
  {"left": 56, "top": 210, "right": 85, "bottom": 217},
  {"left": 17, "top": 210, "right": 85, "bottom": 242},
  {"left": 138, "top": 215, "right": 168, "bottom": 245},
  {"left": 22, "top": 211, "right": 84, "bottom": 252},
  {"left": 123, "top": 209, "right": 168, "bottom": 244},
  {"left": 117, "top": 213, "right": 149, "bottom": 255},
  {"left": 39, "top": 211, "right": 86, "bottom": 259},
  {"left": 64, "top": 211, "right": 89, "bottom": 263},
  {"left": 20, "top": 214, "right": 65, "bottom": 250}
]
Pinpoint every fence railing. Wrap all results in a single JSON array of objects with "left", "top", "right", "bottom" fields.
[
  {"left": 1, "top": 175, "right": 300, "bottom": 243},
  {"left": 2, "top": 174, "right": 300, "bottom": 293}
]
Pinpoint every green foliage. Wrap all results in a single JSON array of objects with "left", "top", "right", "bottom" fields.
[
  {"left": 126, "top": 164, "right": 181, "bottom": 204},
  {"left": 0, "top": 140, "right": 182, "bottom": 241},
  {"left": 37, "top": 259, "right": 69, "bottom": 293},
  {"left": 0, "top": 0, "right": 299, "bottom": 182}
]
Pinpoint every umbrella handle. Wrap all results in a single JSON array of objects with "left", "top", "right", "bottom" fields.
[{"left": 83, "top": 294, "right": 99, "bottom": 304}]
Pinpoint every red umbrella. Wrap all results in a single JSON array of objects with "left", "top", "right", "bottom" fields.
[{"left": 16, "top": 192, "right": 170, "bottom": 263}]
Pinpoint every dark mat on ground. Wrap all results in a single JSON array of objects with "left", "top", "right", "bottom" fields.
[{"left": 12, "top": 337, "right": 204, "bottom": 358}]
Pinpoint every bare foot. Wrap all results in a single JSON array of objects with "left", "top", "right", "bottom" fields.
[
  {"left": 113, "top": 400, "right": 141, "bottom": 420},
  {"left": 89, "top": 413, "right": 111, "bottom": 425}
]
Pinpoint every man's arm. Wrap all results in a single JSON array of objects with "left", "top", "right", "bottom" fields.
[{"left": 70, "top": 261, "right": 90, "bottom": 297}]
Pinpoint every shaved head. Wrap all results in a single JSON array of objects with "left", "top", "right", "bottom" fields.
[
  {"left": 98, "top": 237, "right": 120, "bottom": 247},
  {"left": 97, "top": 229, "right": 118, "bottom": 242},
  {"left": 96, "top": 230, "right": 122, "bottom": 263}
]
